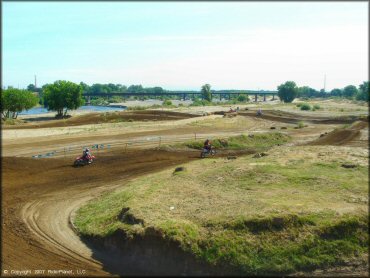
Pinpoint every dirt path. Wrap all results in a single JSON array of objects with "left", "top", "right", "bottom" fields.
[{"left": 2, "top": 150, "right": 197, "bottom": 276}]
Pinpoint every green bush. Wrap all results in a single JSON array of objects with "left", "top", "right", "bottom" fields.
[
  {"left": 313, "top": 104, "right": 321, "bottom": 110},
  {"left": 300, "top": 103, "right": 311, "bottom": 111},
  {"left": 237, "top": 95, "right": 248, "bottom": 102},
  {"left": 297, "top": 121, "right": 305, "bottom": 128},
  {"left": 163, "top": 100, "right": 173, "bottom": 106},
  {"left": 190, "top": 99, "right": 211, "bottom": 106},
  {"left": 90, "top": 97, "right": 109, "bottom": 106}
]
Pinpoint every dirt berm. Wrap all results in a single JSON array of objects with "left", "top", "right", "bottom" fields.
[
  {"left": 308, "top": 120, "right": 368, "bottom": 146},
  {"left": 238, "top": 109, "right": 363, "bottom": 124},
  {"left": 3, "top": 110, "right": 199, "bottom": 129}
]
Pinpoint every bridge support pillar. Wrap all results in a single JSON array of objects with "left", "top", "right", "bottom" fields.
[
  {"left": 255, "top": 94, "right": 257, "bottom": 102},
  {"left": 183, "top": 93, "right": 186, "bottom": 101},
  {"left": 263, "top": 95, "right": 266, "bottom": 101},
  {"left": 272, "top": 95, "right": 275, "bottom": 100},
  {"left": 219, "top": 94, "right": 222, "bottom": 101}
]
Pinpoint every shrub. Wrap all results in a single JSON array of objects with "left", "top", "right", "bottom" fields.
[
  {"left": 313, "top": 104, "right": 321, "bottom": 110},
  {"left": 237, "top": 95, "right": 248, "bottom": 102},
  {"left": 300, "top": 103, "right": 311, "bottom": 111},
  {"left": 190, "top": 99, "right": 211, "bottom": 106},
  {"left": 297, "top": 121, "right": 305, "bottom": 128},
  {"left": 163, "top": 100, "right": 172, "bottom": 106}
]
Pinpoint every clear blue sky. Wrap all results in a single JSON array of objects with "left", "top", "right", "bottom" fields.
[{"left": 3, "top": 2, "right": 368, "bottom": 91}]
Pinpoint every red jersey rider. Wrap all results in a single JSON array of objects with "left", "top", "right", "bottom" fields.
[{"left": 203, "top": 139, "right": 212, "bottom": 152}]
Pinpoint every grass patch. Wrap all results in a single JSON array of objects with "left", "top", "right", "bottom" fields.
[
  {"left": 180, "top": 132, "right": 290, "bottom": 151},
  {"left": 75, "top": 147, "right": 368, "bottom": 275},
  {"left": 1, "top": 118, "right": 25, "bottom": 125}
]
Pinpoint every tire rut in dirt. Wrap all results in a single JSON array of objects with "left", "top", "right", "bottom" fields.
[{"left": 2, "top": 150, "right": 196, "bottom": 275}]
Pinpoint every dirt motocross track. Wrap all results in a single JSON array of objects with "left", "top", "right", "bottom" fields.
[
  {"left": 2, "top": 109, "right": 368, "bottom": 276},
  {"left": 2, "top": 150, "right": 198, "bottom": 276}
]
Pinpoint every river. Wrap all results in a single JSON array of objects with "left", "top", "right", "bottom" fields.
[{"left": 19, "top": 105, "right": 127, "bottom": 115}]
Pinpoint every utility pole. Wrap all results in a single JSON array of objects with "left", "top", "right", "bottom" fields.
[
  {"left": 323, "top": 74, "right": 326, "bottom": 93},
  {"left": 34, "top": 75, "right": 37, "bottom": 89}
]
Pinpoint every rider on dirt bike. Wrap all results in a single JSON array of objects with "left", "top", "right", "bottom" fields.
[
  {"left": 83, "top": 148, "right": 92, "bottom": 163},
  {"left": 256, "top": 108, "right": 263, "bottom": 116},
  {"left": 204, "top": 139, "right": 212, "bottom": 152}
]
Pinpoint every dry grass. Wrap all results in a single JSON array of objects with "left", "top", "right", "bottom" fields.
[{"left": 75, "top": 145, "right": 368, "bottom": 274}]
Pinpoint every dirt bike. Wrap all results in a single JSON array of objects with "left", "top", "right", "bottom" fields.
[
  {"left": 73, "top": 155, "right": 95, "bottom": 167},
  {"left": 200, "top": 147, "right": 216, "bottom": 158}
]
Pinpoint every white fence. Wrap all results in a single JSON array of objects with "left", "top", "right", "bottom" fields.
[{"left": 30, "top": 130, "right": 247, "bottom": 159}]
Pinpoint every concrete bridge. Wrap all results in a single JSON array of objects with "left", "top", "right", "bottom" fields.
[{"left": 83, "top": 91, "right": 278, "bottom": 104}]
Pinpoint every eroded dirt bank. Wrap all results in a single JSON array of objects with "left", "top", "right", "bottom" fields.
[{"left": 79, "top": 229, "right": 238, "bottom": 276}]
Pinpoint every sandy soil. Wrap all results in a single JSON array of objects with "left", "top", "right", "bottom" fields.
[{"left": 2, "top": 150, "right": 197, "bottom": 276}]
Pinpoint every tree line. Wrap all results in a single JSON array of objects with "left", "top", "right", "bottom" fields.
[
  {"left": 277, "top": 81, "right": 369, "bottom": 103},
  {"left": 1, "top": 80, "right": 368, "bottom": 120}
]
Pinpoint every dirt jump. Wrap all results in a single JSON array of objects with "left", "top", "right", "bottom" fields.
[{"left": 308, "top": 120, "right": 368, "bottom": 146}]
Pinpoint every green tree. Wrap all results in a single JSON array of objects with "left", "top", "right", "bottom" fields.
[
  {"left": 27, "top": 84, "right": 36, "bottom": 92},
  {"left": 237, "top": 95, "right": 248, "bottom": 102},
  {"left": 330, "top": 88, "right": 342, "bottom": 97},
  {"left": 201, "top": 84, "right": 212, "bottom": 102},
  {"left": 342, "top": 85, "right": 358, "bottom": 99},
  {"left": 43, "top": 80, "right": 83, "bottom": 118},
  {"left": 356, "top": 81, "right": 369, "bottom": 101},
  {"left": 1, "top": 88, "right": 38, "bottom": 119},
  {"left": 79, "top": 82, "right": 90, "bottom": 93},
  {"left": 277, "top": 81, "right": 298, "bottom": 103},
  {"left": 128, "top": 85, "right": 144, "bottom": 94}
]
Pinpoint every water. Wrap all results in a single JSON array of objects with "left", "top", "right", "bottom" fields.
[{"left": 19, "top": 105, "right": 127, "bottom": 115}]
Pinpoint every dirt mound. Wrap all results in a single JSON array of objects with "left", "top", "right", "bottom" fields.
[
  {"left": 238, "top": 110, "right": 361, "bottom": 125},
  {"left": 308, "top": 120, "right": 368, "bottom": 146},
  {"left": 3, "top": 110, "right": 199, "bottom": 129}
]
